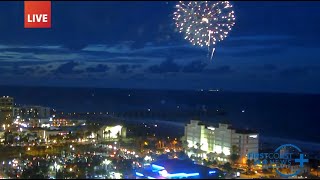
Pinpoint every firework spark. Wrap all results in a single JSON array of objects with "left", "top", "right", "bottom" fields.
[{"left": 173, "top": 1, "right": 236, "bottom": 60}]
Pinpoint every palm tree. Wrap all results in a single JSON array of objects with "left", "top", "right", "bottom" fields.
[
  {"left": 103, "top": 131, "right": 107, "bottom": 140},
  {"left": 75, "top": 130, "right": 84, "bottom": 140},
  {"left": 223, "top": 162, "right": 233, "bottom": 173},
  {"left": 116, "top": 131, "right": 123, "bottom": 147},
  {"left": 107, "top": 130, "right": 111, "bottom": 139},
  {"left": 195, "top": 143, "right": 205, "bottom": 159},
  {"left": 26, "top": 133, "right": 34, "bottom": 142},
  {"left": 195, "top": 142, "right": 201, "bottom": 150},
  {"left": 246, "top": 159, "right": 254, "bottom": 173},
  {"left": 84, "top": 131, "right": 91, "bottom": 139},
  {"left": 207, "top": 152, "right": 215, "bottom": 161},
  {"left": 86, "top": 122, "right": 100, "bottom": 136},
  {"left": 181, "top": 140, "right": 189, "bottom": 151},
  {"left": 229, "top": 145, "right": 240, "bottom": 165},
  {"left": 96, "top": 133, "right": 101, "bottom": 142}
]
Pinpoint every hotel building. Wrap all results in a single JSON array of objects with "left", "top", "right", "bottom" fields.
[
  {"left": 0, "top": 96, "right": 14, "bottom": 125},
  {"left": 183, "top": 119, "right": 259, "bottom": 163},
  {"left": 13, "top": 105, "right": 51, "bottom": 119}
]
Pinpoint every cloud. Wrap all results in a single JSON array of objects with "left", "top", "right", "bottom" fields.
[
  {"left": 204, "top": 65, "right": 234, "bottom": 75},
  {"left": 82, "top": 42, "right": 134, "bottom": 54},
  {"left": 14, "top": 67, "right": 36, "bottom": 76},
  {"left": 279, "top": 67, "right": 311, "bottom": 78},
  {"left": 90, "top": 57, "right": 150, "bottom": 64},
  {"left": 0, "top": 47, "right": 67, "bottom": 55},
  {"left": 130, "top": 73, "right": 145, "bottom": 80},
  {"left": 229, "top": 47, "right": 288, "bottom": 57},
  {"left": 86, "top": 64, "right": 110, "bottom": 73},
  {"left": 228, "top": 35, "right": 293, "bottom": 41},
  {"left": 62, "top": 43, "right": 88, "bottom": 51},
  {"left": 249, "top": 64, "right": 278, "bottom": 72},
  {"left": 0, "top": 61, "right": 52, "bottom": 66},
  {"left": 82, "top": 43, "right": 199, "bottom": 55},
  {"left": 116, "top": 64, "right": 131, "bottom": 74},
  {"left": 261, "top": 64, "right": 277, "bottom": 71},
  {"left": 53, "top": 61, "right": 82, "bottom": 74},
  {"left": 182, "top": 60, "right": 208, "bottom": 73},
  {"left": 147, "top": 57, "right": 181, "bottom": 73},
  {"left": 131, "top": 64, "right": 142, "bottom": 69}
]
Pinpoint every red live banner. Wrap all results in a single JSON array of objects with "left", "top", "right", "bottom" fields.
[{"left": 24, "top": 1, "right": 51, "bottom": 28}]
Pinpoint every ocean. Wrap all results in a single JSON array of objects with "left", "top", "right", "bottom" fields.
[{"left": 0, "top": 85, "right": 320, "bottom": 148}]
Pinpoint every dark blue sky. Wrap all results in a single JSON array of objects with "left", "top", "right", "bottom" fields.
[{"left": 0, "top": 1, "right": 320, "bottom": 93}]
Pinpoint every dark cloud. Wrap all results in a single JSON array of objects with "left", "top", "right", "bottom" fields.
[
  {"left": 116, "top": 64, "right": 131, "bottom": 74},
  {"left": 131, "top": 46, "right": 206, "bottom": 58},
  {"left": 226, "top": 47, "right": 287, "bottom": 57},
  {"left": 131, "top": 41, "right": 146, "bottom": 50},
  {"left": 0, "top": 66, "right": 40, "bottom": 76},
  {"left": 0, "top": 48, "right": 68, "bottom": 55},
  {"left": 131, "top": 64, "right": 142, "bottom": 69},
  {"left": 38, "top": 69, "right": 47, "bottom": 74},
  {"left": 204, "top": 65, "right": 234, "bottom": 75},
  {"left": 130, "top": 73, "right": 145, "bottom": 80},
  {"left": 0, "top": 61, "right": 51, "bottom": 66},
  {"left": 63, "top": 43, "right": 88, "bottom": 51},
  {"left": 15, "top": 67, "right": 36, "bottom": 75},
  {"left": 86, "top": 64, "right": 109, "bottom": 73},
  {"left": 182, "top": 60, "right": 208, "bottom": 73},
  {"left": 53, "top": 61, "right": 82, "bottom": 74},
  {"left": 260, "top": 64, "right": 277, "bottom": 71},
  {"left": 225, "top": 35, "right": 294, "bottom": 48},
  {"left": 279, "top": 67, "right": 311, "bottom": 78},
  {"left": 0, "top": 55, "right": 14, "bottom": 59},
  {"left": 90, "top": 58, "right": 149, "bottom": 64},
  {"left": 147, "top": 57, "right": 181, "bottom": 74},
  {"left": 249, "top": 64, "right": 278, "bottom": 72}
]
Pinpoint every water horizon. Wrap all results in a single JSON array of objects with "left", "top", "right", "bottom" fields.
[{"left": 0, "top": 85, "right": 319, "bottom": 145}]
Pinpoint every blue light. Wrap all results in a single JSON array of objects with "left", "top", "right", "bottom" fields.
[
  {"left": 167, "top": 172, "right": 200, "bottom": 178},
  {"left": 147, "top": 176, "right": 156, "bottom": 179},
  {"left": 209, "top": 170, "right": 216, "bottom": 174},
  {"left": 151, "top": 164, "right": 165, "bottom": 170},
  {"left": 135, "top": 172, "right": 144, "bottom": 177}
]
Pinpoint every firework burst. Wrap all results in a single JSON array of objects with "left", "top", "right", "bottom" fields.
[{"left": 173, "top": 1, "right": 236, "bottom": 60}]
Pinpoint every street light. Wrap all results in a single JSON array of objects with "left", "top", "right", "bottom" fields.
[
  {"left": 54, "top": 162, "right": 58, "bottom": 179},
  {"left": 54, "top": 162, "right": 61, "bottom": 179}
]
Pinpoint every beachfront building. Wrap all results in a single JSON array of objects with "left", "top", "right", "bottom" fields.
[
  {"left": 13, "top": 105, "right": 51, "bottom": 119},
  {"left": 183, "top": 119, "right": 259, "bottom": 163},
  {"left": 97, "top": 124, "right": 127, "bottom": 140},
  {"left": 0, "top": 96, "right": 14, "bottom": 125}
]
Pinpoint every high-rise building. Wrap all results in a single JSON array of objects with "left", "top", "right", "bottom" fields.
[
  {"left": 13, "top": 105, "right": 51, "bottom": 119},
  {"left": 183, "top": 119, "right": 259, "bottom": 163},
  {"left": 0, "top": 96, "right": 14, "bottom": 125}
]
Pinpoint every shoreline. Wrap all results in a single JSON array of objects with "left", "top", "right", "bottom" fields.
[{"left": 122, "top": 118, "right": 320, "bottom": 152}]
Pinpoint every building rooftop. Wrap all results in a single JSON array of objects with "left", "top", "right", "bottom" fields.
[
  {"left": 187, "top": 119, "right": 259, "bottom": 135},
  {"left": 151, "top": 159, "right": 216, "bottom": 174},
  {"left": 135, "top": 159, "right": 225, "bottom": 179},
  {"left": 229, "top": 126, "right": 259, "bottom": 134}
]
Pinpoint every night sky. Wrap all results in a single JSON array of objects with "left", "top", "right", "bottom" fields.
[{"left": 0, "top": 1, "right": 320, "bottom": 93}]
